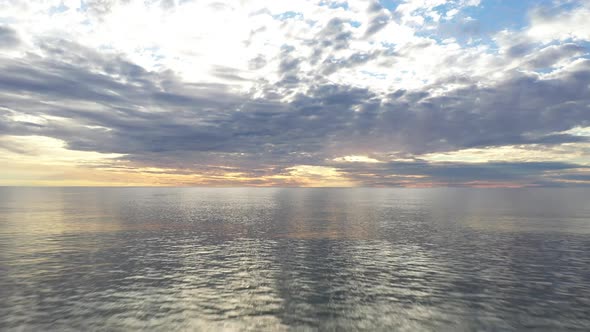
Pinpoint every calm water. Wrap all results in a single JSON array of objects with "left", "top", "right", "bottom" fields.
[{"left": 1, "top": 187, "right": 590, "bottom": 331}]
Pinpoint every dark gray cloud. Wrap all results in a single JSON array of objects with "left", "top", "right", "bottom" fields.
[
  {"left": 0, "top": 36, "right": 589, "bottom": 186},
  {"left": 248, "top": 54, "right": 267, "bottom": 70},
  {"left": 523, "top": 43, "right": 586, "bottom": 69},
  {"left": 306, "top": 18, "right": 353, "bottom": 66},
  {"left": 320, "top": 50, "right": 386, "bottom": 75},
  {"left": 364, "top": 14, "right": 390, "bottom": 38},
  {"left": 553, "top": 174, "right": 590, "bottom": 182},
  {"left": 333, "top": 161, "right": 589, "bottom": 187},
  {"left": 0, "top": 26, "right": 20, "bottom": 48}
]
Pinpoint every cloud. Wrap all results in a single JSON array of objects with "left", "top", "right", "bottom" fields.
[
  {"left": 522, "top": 43, "right": 586, "bottom": 70},
  {"left": 0, "top": 25, "right": 20, "bottom": 48},
  {"left": 333, "top": 161, "right": 589, "bottom": 187},
  {"left": 0, "top": 0, "right": 589, "bottom": 186},
  {"left": 527, "top": 2, "right": 590, "bottom": 42}
]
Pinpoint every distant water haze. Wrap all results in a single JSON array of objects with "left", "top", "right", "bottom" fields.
[{"left": 1, "top": 187, "right": 589, "bottom": 330}]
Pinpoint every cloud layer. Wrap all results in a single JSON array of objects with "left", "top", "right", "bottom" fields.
[{"left": 0, "top": 0, "right": 589, "bottom": 186}]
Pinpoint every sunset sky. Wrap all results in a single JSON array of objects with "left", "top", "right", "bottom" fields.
[{"left": 0, "top": 0, "right": 589, "bottom": 187}]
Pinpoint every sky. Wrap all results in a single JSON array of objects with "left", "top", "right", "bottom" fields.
[{"left": 0, "top": 0, "right": 589, "bottom": 187}]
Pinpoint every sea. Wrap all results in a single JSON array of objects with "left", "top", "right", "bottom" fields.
[{"left": 1, "top": 187, "right": 589, "bottom": 331}]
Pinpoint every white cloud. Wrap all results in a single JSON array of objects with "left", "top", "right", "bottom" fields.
[
  {"left": 0, "top": 0, "right": 492, "bottom": 93},
  {"left": 527, "top": 4, "right": 590, "bottom": 43},
  {"left": 419, "top": 143, "right": 590, "bottom": 165}
]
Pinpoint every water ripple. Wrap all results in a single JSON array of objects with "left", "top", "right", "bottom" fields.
[{"left": 1, "top": 187, "right": 589, "bottom": 330}]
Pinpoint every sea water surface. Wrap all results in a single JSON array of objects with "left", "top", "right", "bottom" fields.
[{"left": 1, "top": 187, "right": 589, "bottom": 331}]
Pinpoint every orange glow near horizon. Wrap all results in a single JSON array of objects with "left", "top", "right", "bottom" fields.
[{"left": 0, "top": 135, "right": 581, "bottom": 188}]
